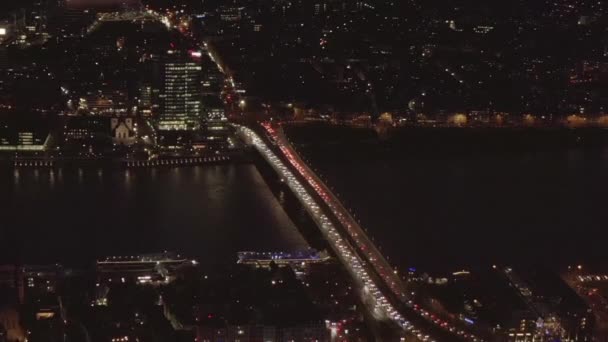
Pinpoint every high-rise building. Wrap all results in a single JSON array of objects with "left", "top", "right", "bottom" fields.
[{"left": 157, "top": 50, "right": 203, "bottom": 131}]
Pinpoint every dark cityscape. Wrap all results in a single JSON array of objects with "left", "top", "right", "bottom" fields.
[{"left": 0, "top": 0, "right": 607, "bottom": 341}]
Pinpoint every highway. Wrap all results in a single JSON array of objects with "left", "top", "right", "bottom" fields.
[
  {"left": 237, "top": 125, "right": 416, "bottom": 334},
  {"left": 238, "top": 123, "right": 490, "bottom": 341}
]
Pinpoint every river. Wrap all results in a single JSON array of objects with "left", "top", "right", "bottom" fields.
[
  {"left": 0, "top": 164, "right": 309, "bottom": 266},
  {"left": 285, "top": 125, "right": 608, "bottom": 272},
  {"left": 4, "top": 125, "right": 608, "bottom": 272}
]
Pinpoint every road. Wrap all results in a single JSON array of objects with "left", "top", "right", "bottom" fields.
[
  {"left": 239, "top": 123, "right": 490, "bottom": 342},
  {"left": 265, "top": 122, "right": 492, "bottom": 341},
  {"left": 238, "top": 125, "right": 415, "bottom": 334}
]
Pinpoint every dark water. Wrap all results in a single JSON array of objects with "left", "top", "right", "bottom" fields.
[
  {"left": 0, "top": 164, "right": 308, "bottom": 265},
  {"left": 4, "top": 128, "right": 608, "bottom": 273},
  {"left": 287, "top": 126, "right": 608, "bottom": 272}
]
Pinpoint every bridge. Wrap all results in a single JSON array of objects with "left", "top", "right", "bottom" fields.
[{"left": 238, "top": 123, "right": 492, "bottom": 341}]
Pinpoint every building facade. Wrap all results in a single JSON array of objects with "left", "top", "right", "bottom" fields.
[{"left": 157, "top": 50, "right": 203, "bottom": 131}]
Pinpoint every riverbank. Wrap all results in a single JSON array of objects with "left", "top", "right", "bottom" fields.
[{"left": 0, "top": 150, "right": 251, "bottom": 169}]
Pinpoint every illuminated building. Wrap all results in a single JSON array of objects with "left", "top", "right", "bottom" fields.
[
  {"left": 0, "top": 121, "right": 50, "bottom": 152},
  {"left": 200, "top": 96, "right": 229, "bottom": 149},
  {"left": 111, "top": 117, "right": 136, "bottom": 145},
  {"left": 96, "top": 252, "right": 193, "bottom": 285},
  {"left": 237, "top": 249, "right": 330, "bottom": 267},
  {"left": 63, "top": 116, "right": 109, "bottom": 142},
  {"left": 137, "top": 83, "right": 153, "bottom": 116},
  {"left": 157, "top": 50, "right": 203, "bottom": 131},
  {"left": 83, "top": 89, "right": 129, "bottom": 115}
]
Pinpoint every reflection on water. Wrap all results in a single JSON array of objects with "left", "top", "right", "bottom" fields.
[
  {"left": 0, "top": 164, "right": 308, "bottom": 265},
  {"left": 49, "top": 169, "right": 55, "bottom": 188}
]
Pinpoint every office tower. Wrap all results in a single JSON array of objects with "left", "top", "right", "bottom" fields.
[{"left": 157, "top": 50, "right": 203, "bottom": 131}]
